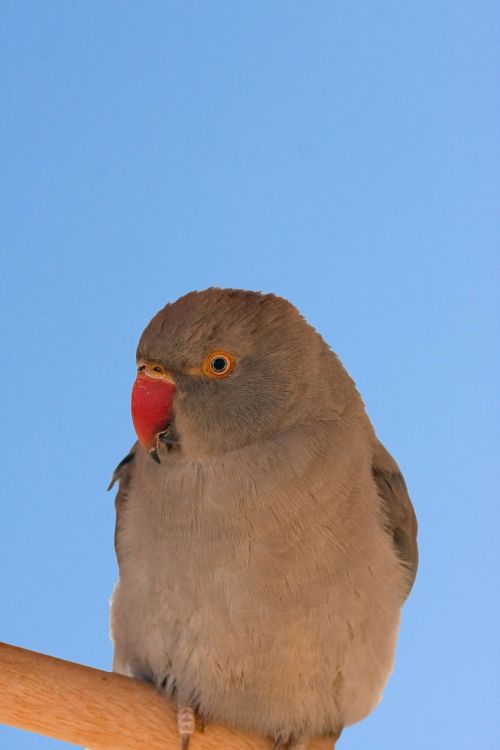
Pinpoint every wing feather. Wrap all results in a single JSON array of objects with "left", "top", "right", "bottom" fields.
[
  {"left": 371, "top": 441, "right": 418, "bottom": 597},
  {"left": 108, "top": 444, "right": 138, "bottom": 566}
]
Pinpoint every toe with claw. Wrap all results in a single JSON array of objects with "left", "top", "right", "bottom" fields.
[{"left": 177, "top": 704, "right": 195, "bottom": 750}]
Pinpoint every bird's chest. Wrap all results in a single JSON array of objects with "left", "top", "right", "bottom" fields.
[
  {"left": 118, "top": 453, "right": 383, "bottom": 641},
  {"left": 125, "top": 464, "right": 327, "bottom": 613},
  {"left": 113, "top": 453, "right": 402, "bottom": 730}
]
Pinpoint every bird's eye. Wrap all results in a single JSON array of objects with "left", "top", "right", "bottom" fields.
[{"left": 203, "top": 351, "right": 235, "bottom": 379}]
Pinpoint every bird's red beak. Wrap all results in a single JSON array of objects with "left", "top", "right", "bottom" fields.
[{"left": 131, "top": 371, "right": 176, "bottom": 458}]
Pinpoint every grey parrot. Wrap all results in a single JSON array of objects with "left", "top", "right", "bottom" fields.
[{"left": 109, "top": 288, "right": 418, "bottom": 750}]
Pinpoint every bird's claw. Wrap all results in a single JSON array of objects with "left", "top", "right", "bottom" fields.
[
  {"left": 177, "top": 705, "right": 195, "bottom": 750},
  {"left": 273, "top": 736, "right": 287, "bottom": 750},
  {"left": 149, "top": 446, "right": 161, "bottom": 463},
  {"left": 273, "top": 734, "right": 314, "bottom": 750},
  {"left": 274, "top": 731, "right": 341, "bottom": 750}
]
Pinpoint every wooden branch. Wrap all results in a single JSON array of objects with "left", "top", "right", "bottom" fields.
[{"left": 0, "top": 642, "right": 331, "bottom": 749}]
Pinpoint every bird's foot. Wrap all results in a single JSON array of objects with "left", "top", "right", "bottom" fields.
[
  {"left": 288, "top": 740, "right": 309, "bottom": 750},
  {"left": 273, "top": 731, "right": 341, "bottom": 750},
  {"left": 273, "top": 734, "right": 308, "bottom": 750},
  {"left": 177, "top": 704, "right": 195, "bottom": 750},
  {"left": 273, "top": 735, "right": 289, "bottom": 750}
]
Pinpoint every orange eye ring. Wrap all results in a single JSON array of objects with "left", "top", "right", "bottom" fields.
[{"left": 202, "top": 351, "right": 235, "bottom": 379}]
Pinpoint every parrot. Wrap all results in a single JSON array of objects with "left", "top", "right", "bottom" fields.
[{"left": 109, "top": 288, "right": 418, "bottom": 750}]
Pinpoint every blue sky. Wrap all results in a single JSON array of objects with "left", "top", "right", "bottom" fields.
[{"left": 1, "top": 2, "right": 498, "bottom": 748}]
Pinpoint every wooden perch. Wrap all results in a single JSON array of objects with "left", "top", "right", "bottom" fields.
[{"left": 0, "top": 642, "right": 331, "bottom": 749}]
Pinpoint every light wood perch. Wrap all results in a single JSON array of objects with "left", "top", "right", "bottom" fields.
[{"left": 0, "top": 642, "right": 332, "bottom": 749}]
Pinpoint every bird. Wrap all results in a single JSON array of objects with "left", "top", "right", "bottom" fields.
[{"left": 109, "top": 288, "right": 418, "bottom": 750}]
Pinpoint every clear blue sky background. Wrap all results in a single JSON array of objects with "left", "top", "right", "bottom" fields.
[{"left": 1, "top": 2, "right": 498, "bottom": 749}]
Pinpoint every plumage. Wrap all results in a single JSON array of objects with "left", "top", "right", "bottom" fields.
[{"left": 110, "top": 288, "right": 418, "bottom": 748}]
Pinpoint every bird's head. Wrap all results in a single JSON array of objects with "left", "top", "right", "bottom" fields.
[{"left": 131, "top": 288, "right": 347, "bottom": 461}]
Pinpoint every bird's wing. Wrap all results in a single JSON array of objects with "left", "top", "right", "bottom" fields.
[
  {"left": 371, "top": 440, "right": 418, "bottom": 597},
  {"left": 108, "top": 444, "right": 138, "bottom": 566}
]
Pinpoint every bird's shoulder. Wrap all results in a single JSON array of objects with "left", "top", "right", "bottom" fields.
[
  {"left": 108, "top": 443, "right": 139, "bottom": 564},
  {"left": 370, "top": 439, "right": 418, "bottom": 597}
]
